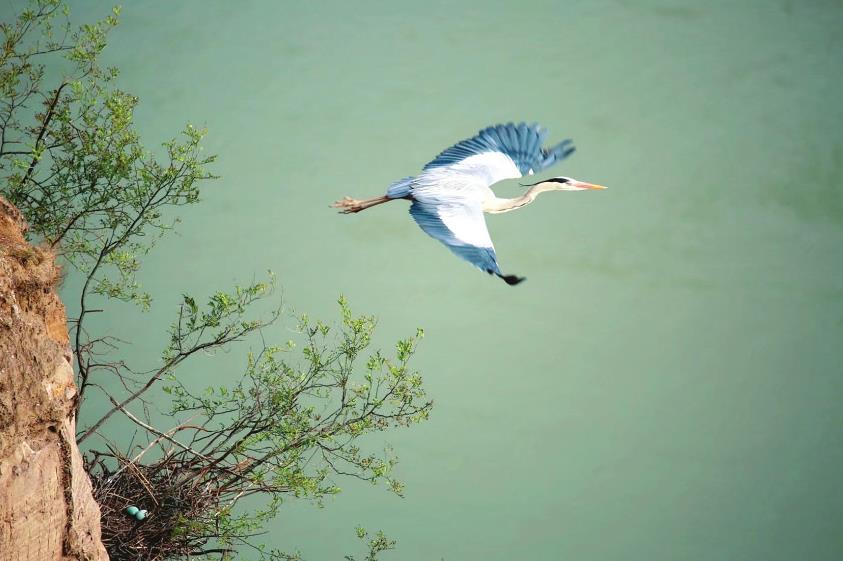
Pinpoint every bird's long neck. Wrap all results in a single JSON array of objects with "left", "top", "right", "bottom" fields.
[{"left": 483, "top": 183, "right": 556, "bottom": 214}]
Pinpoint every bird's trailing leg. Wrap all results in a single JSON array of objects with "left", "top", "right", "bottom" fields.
[{"left": 331, "top": 195, "right": 392, "bottom": 214}]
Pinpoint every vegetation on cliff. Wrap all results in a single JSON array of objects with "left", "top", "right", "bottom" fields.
[{"left": 1, "top": 2, "right": 432, "bottom": 559}]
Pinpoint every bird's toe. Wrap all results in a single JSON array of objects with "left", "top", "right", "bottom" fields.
[{"left": 330, "top": 197, "right": 363, "bottom": 213}]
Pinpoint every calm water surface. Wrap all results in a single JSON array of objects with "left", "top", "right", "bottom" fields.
[{"left": 44, "top": 0, "right": 843, "bottom": 559}]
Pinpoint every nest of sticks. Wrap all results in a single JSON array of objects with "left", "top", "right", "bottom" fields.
[{"left": 89, "top": 452, "right": 221, "bottom": 560}]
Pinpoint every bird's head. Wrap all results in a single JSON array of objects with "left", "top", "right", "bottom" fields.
[{"left": 524, "top": 176, "right": 608, "bottom": 191}]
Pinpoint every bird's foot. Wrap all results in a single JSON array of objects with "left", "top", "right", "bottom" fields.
[{"left": 331, "top": 196, "right": 364, "bottom": 214}]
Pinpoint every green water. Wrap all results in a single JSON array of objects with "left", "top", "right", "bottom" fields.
[{"left": 55, "top": 0, "right": 843, "bottom": 559}]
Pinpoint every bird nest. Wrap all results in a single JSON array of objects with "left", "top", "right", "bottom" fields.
[{"left": 89, "top": 453, "right": 220, "bottom": 560}]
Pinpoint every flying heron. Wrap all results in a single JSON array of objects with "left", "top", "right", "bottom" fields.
[{"left": 331, "top": 122, "right": 606, "bottom": 285}]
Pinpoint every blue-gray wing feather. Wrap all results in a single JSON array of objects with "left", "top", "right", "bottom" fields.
[
  {"left": 409, "top": 201, "right": 503, "bottom": 276},
  {"left": 423, "top": 122, "right": 576, "bottom": 175}
]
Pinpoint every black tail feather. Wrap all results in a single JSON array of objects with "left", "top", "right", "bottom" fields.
[{"left": 498, "top": 274, "right": 526, "bottom": 286}]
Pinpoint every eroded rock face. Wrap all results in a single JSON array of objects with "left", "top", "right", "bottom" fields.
[{"left": 0, "top": 197, "right": 108, "bottom": 561}]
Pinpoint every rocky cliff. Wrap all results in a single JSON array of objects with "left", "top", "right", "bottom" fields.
[{"left": 0, "top": 196, "right": 108, "bottom": 560}]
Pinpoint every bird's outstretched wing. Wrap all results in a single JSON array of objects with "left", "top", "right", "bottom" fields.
[
  {"left": 409, "top": 200, "right": 523, "bottom": 284},
  {"left": 423, "top": 122, "right": 575, "bottom": 180}
]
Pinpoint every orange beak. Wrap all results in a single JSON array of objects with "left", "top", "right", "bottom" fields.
[{"left": 574, "top": 181, "right": 608, "bottom": 190}]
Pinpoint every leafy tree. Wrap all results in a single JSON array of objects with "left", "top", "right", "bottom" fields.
[
  {"left": 0, "top": 2, "right": 432, "bottom": 559},
  {"left": 0, "top": 0, "right": 213, "bottom": 407},
  {"left": 88, "top": 295, "right": 429, "bottom": 560}
]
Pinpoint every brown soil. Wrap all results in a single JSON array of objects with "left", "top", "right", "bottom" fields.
[{"left": 0, "top": 196, "right": 108, "bottom": 560}]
